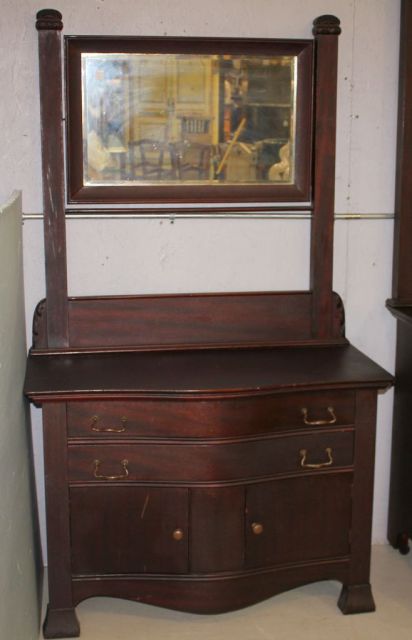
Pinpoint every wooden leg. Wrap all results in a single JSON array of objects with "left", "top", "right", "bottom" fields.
[
  {"left": 342, "top": 391, "right": 377, "bottom": 613},
  {"left": 338, "top": 583, "right": 375, "bottom": 614},
  {"left": 42, "top": 405, "right": 78, "bottom": 636},
  {"left": 43, "top": 605, "right": 80, "bottom": 638},
  {"left": 394, "top": 532, "right": 411, "bottom": 555}
]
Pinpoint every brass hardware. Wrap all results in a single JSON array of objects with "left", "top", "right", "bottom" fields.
[
  {"left": 301, "top": 406, "right": 337, "bottom": 426},
  {"left": 93, "top": 459, "right": 129, "bottom": 480},
  {"left": 299, "top": 447, "right": 333, "bottom": 469},
  {"left": 251, "top": 522, "right": 264, "bottom": 535},
  {"left": 91, "top": 415, "right": 127, "bottom": 433},
  {"left": 172, "top": 528, "right": 184, "bottom": 541}
]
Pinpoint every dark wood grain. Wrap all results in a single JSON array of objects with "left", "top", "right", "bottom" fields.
[
  {"left": 71, "top": 560, "right": 350, "bottom": 613},
  {"left": 245, "top": 473, "right": 352, "bottom": 567},
  {"left": 387, "top": 320, "right": 412, "bottom": 547},
  {"left": 32, "top": 299, "right": 47, "bottom": 349},
  {"left": 42, "top": 402, "right": 79, "bottom": 637},
  {"left": 67, "top": 430, "right": 354, "bottom": 484},
  {"left": 386, "top": 0, "right": 412, "bottom": 555},
  {"left": 345, "top": 390, "right": 377, "bottom": 589},
  {"left": 392, "top": 0, "right": 412, "bottom": 303},
  {"left": 36, "top": 8, "right": 63, "bottom": 30},
  {"left": 67, "top": 291, "right": 316, "bottom": 349},
  {"left": 32, "top": 291, "right": 346, "bottom": 351},
  {"left": 43, "top": 606, "right": 80, "bottom": 639},
  {"left": 24, "top": 345, "right": 393, "bottom": 402},
  {"left": 312, "top": 15, "right": 342, "bottom": 36},
  {"left": 386, "top": 300, "right": 412, "bottom": 324},
  {"left": 338, "top": 583, "right": 375, "bottom": 614},
  {"left": 70, "top": 486, "right": 189, "bottom": 574},
  {"left": 37, "top": 12, "right": 69, "bottom": 347},
  {"left": 190, "top": 487, "right": 244, "bottom": 572},
  {"left": 42, "top": 404, "right": 72, "bottom": 607},
  {"left": 310, "top": 17, "right": 340, "bottom": 339},
  {"left": 65, "top": 390, "right": 356, "bottom": 439}
]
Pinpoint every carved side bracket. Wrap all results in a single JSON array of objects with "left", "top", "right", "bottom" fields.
[
  {"left": 332, "top": 292, "right": 346, "bottom": 338},
  {"left": 32, "top": 299, "right": 47, "bottom": 348}
]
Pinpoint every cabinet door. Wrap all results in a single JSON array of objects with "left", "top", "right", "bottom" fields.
[
  {"left": 245, "top": 474, "right": 352, "bottom": 568},
  {"left": 70, "top": 486, "right": 188, "bottom": 575}
]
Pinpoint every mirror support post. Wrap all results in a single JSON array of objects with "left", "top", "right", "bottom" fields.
[
  {"left": 310, "top": 15, "right": 341, "bottom": 339},
  {"left": 36, "top": 9, "right": 69, "bottom": 347}
]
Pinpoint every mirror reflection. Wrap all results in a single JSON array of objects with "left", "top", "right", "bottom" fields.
[{"left": 82, "top": 53, "right": 296, "bottom": 186}]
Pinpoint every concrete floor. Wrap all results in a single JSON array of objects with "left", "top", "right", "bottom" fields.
[{"left": 40, "top": 545, "right": 412, "bottom": 639}]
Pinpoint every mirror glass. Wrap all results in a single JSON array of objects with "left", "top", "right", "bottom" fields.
[{"left": 81, "top": 52, "right": 296, "bottom": 186}]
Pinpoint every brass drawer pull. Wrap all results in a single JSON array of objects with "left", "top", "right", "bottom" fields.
[
  {"left": 91, "top": 415, "right": 127, "bottom": 433},
  {"left": 299, "top": 447, "right": 333, "bottom": 469},
  {"left": 93, "top": 459, "right": 129, "bottom": 480},
  {"left": 301, "top": 406, "right": 337, "bottom": 426},
  {"left": 251, "top": 522, "right": 264, "bottom": 535},
  {"left": 172, "top": 529, "right": 184, "bottom": 541}
]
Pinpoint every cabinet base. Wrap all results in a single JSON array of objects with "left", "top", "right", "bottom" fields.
[
  {"left": 43, "top": 606, "right": 80, "bottom": 639},
  {"left": 41, "top": 577, "right": 376, "bottom": 636},
  {"left": 337, "top": 584, "right": 375, "bottom": 614}
]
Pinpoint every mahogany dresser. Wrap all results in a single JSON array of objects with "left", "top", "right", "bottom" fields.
[{"left": 24, "top": 9, "right": 393, "bottom": 638}]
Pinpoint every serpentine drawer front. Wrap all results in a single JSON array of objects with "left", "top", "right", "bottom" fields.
[
  {"left": 66, "top": 390, "right": 355, "bottom": 439},
  {"left": 67, "top": 430, "right": 354, "bottom": 483},
  {"left": 66, "top": 391, "right": 355, "bottom": 581}
]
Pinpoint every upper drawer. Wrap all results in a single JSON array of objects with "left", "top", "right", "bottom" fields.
[{"left": 66, "top": 391, "right": 355, "bottom": 440}]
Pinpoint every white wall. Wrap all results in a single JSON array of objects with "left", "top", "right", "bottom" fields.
[
  {"left": 0, "top": 192, "right": 41, "bottom": 640},
  {"left": 0, "top": 0, "right": 399, "bottom": 553}
]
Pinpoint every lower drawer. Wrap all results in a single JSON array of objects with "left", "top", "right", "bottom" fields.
[{"left": 68, "top": 430, "right": 354, "bottom": 484}]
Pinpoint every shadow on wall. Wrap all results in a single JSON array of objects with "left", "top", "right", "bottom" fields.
[{"left": 0, "top": 192, "right": 43, "bottom": 640}]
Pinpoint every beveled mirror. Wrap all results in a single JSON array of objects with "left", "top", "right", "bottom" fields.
[{"left": 66, "top": 37, "right": 313, "bottom": 206}]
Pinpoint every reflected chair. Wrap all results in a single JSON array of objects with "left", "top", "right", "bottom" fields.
[
  {"left": 172, "top": 117, "right": 213, "bottom": 180},
  {"left": 170, "top": 141, "right": 212, "bottom": 180},
  {"left": 128, "top": 139, "right": 174, "bottom": 180}
]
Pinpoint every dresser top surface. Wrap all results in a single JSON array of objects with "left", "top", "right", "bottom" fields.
[{"left": 24, "top": 344, "right": 392, "bottom": 402}]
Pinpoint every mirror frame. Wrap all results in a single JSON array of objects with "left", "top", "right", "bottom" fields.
[{"left": 66, "top": 36, "right": 313, "bottom": 208}]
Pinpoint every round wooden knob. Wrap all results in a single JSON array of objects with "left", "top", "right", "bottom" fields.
[
  {"left": 172, "top": 528, "right": 184, "bottom": 541},
  {"left": 251, "top": 522, "right": 263, "bottom": 535}
]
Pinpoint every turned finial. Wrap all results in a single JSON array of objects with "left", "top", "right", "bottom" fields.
[
  {"left": 313, "top": 15, "right": 341, "bottom": 36},
  {"left": 36, "top": 9, "right": 63, "bottom": 31}
]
